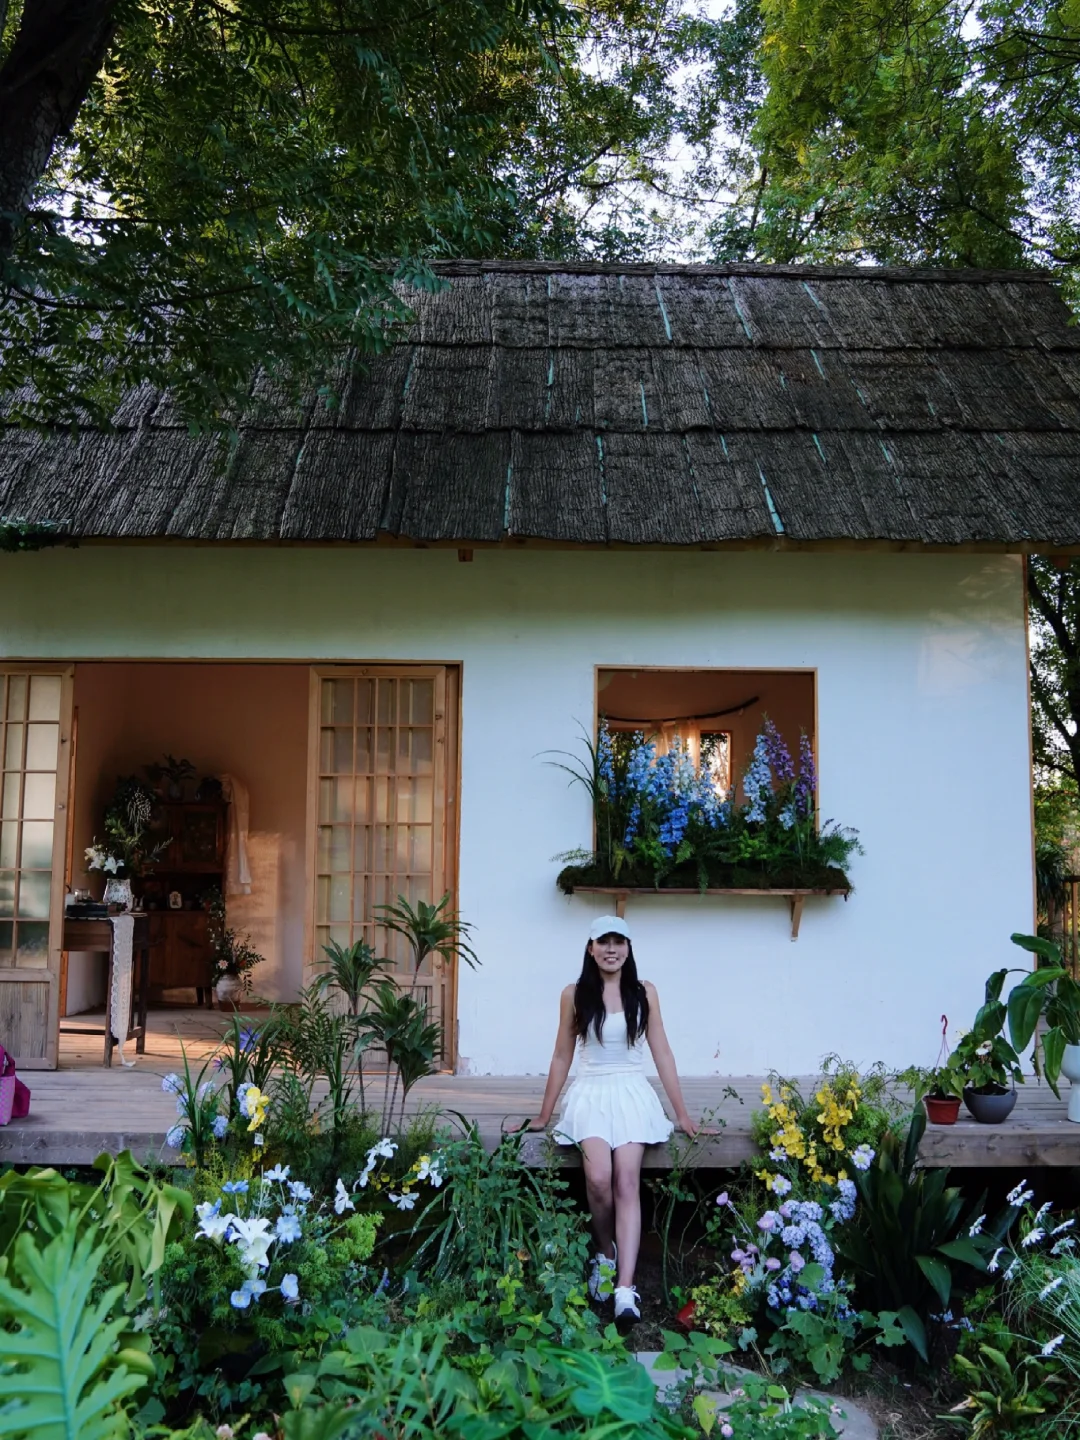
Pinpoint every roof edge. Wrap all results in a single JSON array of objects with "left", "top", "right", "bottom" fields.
[{"left": 427, "top": 259, "right": 1057, "bottom": 284}]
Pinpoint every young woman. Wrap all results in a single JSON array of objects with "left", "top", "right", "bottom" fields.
[{"left": 521, "top": 915, "right": 711, "bottom": 1328}]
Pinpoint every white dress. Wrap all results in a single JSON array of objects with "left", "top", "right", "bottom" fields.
[{"left": 555, "top": 1010, "right": 674, "bottom": 1149}]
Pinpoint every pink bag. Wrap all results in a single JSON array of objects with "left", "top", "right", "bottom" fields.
[{"left": 0, "top": 1045, "right": 29, "bottom": 1123}]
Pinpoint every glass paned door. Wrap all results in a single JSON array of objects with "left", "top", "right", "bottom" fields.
[
  {"left": 310, "top": 667, "right": 457, "bottom": 1060},
  {"left": 0, "top": 668, "right": 73, "bottom": 1067}
]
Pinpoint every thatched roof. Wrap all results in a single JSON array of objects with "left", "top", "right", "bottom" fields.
[{"left": 3, "top": 260, "right": 1080, "bottom": 548}]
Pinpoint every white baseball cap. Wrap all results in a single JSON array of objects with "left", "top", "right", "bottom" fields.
[{"left": 589, "top": 914, "right": 631, "bottom": 941}]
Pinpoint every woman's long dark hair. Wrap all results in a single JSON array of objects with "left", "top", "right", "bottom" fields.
[{"left": 573, "top": 942, "right": 649, "bottom": 1047}]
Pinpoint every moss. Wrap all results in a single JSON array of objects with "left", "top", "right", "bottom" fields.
[{"left": 556, "top": 860, "right": 851, "bottom": 895}]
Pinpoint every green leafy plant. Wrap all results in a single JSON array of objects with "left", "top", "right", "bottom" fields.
[
  {"left": 205, "top": 890, "right": 264, "bottom": 991},
  {"left": 0, "top": 1220, "right": 157, "bottom": 1439},
  {"left": 948, "top": 973, "right": 1025, "bottom": 1095},
  {"left": 376, "top": 893, "right": 478, "bottom": 994},
  {"left": 1006, "top": 933, "right": 1080, "bottom": 1097},
  {"left": 312, "top": 938, "right": 391, "bottom": 1017},
  {"left": 365, "top": 979, "right": 442, "bottom": 1132},
  {"left": 899, "top": 1064, "right": 966, "bottom": 1102},
  {"left": 835, "top": 1108, "right": 1012, "bottom": 1362}
]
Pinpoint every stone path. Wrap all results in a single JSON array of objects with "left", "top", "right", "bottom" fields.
[{"left": 636, "top": 1351, "right": 878, "bottom": 1439}]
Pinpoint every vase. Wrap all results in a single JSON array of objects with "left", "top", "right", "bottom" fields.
[
  {"left": 101, "top": 876, "right": 134, "bottom": 911},
  {"left": 1060, "top": 1044, "right": 1080, "bottom": 1123},
  {"left": 215, "top": 973, "right": 243, "bottom": 1010},
  {"left": 963, "top": 1086, "right": 1017, "bottom": 1124},
  {"left": 924, "top": 1095, "right": 961, "bottom": 1125}
]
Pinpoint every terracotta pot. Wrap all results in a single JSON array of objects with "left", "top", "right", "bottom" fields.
[
  {"left": 214, "top": 973, "right": 243, "bottom": 1010},
  {"left": 924, "top": 1094, "right": 962, "bottom": 1125},
  {"left": 1060, "top": 1044, "right": 1080, "bottom": 1123},
  {"left": 962, "top": 1086, "right": 1017, "bottom": 1124}
]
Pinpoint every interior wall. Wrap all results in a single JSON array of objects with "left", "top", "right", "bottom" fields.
[{"left": 65, "top": 663, "right": 309, "bottom": 1012}]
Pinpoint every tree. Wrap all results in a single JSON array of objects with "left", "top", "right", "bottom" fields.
[
  {"left": 694, "top": 0, "right": 1080, "bottom": 290},
  {"left": 1029, "top": 557, "right": 1080, "bottom": 792},
  {"left": 0, "top": 0, "right": 719, "bottom": 429}
]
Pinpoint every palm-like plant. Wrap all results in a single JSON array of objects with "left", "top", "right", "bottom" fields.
[
  {"left": 313, "top": 938, "right": 391, "bottom": 1016},
  {"left": 366, "top": 980, "right": 443, "bottom": 1131},
  {"left": 376, "top": 894, "right": 478, "bottom": 995}
]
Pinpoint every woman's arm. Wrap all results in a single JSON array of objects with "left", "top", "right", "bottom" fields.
[
  {"left": 521, "top": 984, "right": 577, "bottom": 1130},
  {"left": 644, "top": 982, "right": 709, "bottom": 1136}
]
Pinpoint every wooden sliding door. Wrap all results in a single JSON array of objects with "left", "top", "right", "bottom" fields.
[
  {"left": 0, "top": 667, "right": 73, "bottom": 1068},
  {"left": 308, "top": 666, "right": 459, "bottom": 1060}
]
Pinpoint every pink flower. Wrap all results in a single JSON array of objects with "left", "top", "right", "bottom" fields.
[
  {"left": 789, "top": 1251, "right": 805, "bottom": 1272},
  {"left": 731, "top": 1247, "right": 747, "bottom": 1263},
  {"left": 721, "top": 1426, "right": 734, "bottom": 1438},
  {"left": 765, "top": 1257, "right": 781, "bottom": 1271},
  {"left": 757, "top": 1211, "right": 779, "bottom": 1232}
]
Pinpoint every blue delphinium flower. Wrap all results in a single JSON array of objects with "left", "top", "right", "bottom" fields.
[
  {"left": 794, "top": 733, "right": 817, "bottom": 818},
  {"left": 762, "top": 718, "right": 796, "bottom": 786},
  {"left": 597, "top": 722, "right": 617, "bottom": 797},
  {"left": 742, "top": 733, "right": 773, "bottom": 823}
]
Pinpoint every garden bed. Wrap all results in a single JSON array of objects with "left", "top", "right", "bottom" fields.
[{"left": 557, "top": 861, "right": 852, "bottom": 895}]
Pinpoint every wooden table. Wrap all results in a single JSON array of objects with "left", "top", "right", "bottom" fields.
[{"left": 62, "top": 916, "right": 152, "bottom": 1066}]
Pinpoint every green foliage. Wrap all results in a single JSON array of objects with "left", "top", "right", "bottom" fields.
[
  {"left": 312, "top": 938, "right": 390, "bottom": 1018},
  {"left": 205, "top": 891, "right": 264, "bottom": 990},
  {"left": 0, "top": 1150, "right": 192, "bottom": 1311},
  {"left": 377, "top": 892, "right": 478, "bottom": 990},
  {"left": 0, "top": 1221, "right": 151, "bottom": 1440},
  {"left": 947, "top": 972, "right": 1025, "bottom": 1095},
  {"left": 0, "top": 518, "right": 71, "bottom": 552},
  {"left": 1006, "top": 934, "right": 1080, "bottom": 1094},
  {"left": 835, "top": 1109, "right": 1009, "bottom": 1362}
]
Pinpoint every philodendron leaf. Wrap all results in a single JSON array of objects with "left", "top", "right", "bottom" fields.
[
  {"left": 557, "top": 1349, "right": 658, "bottom": 1422},
  {"left": 0, "top": 1222, "right": 143, "bottom": 1440}
]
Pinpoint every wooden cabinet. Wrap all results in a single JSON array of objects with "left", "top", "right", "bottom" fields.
[{"left": 144, "top": 799, "right": 227, "bottom": 1003}]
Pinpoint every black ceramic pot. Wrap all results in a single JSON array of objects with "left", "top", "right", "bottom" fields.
[{"left": 962, "top": 1086, "right": 1018, "bottom": 1124}]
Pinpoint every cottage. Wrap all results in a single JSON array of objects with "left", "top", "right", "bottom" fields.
[{"left": 1, "top": 261, "right": 1077, "bottom": 1080}]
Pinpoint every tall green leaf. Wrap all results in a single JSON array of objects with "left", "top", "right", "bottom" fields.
[{"left": 0, "top": 1223, "right": 144, "bottom": 1440}]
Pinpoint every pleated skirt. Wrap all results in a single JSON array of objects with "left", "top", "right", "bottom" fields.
[{"left": 554, "top": 1070, "right": 674, "bottom": 1149}]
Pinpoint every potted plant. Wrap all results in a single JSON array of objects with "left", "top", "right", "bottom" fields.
[
  {"left": 900, "top": 1064, "right": 965, "bottom": 1125},
  {"left": 1006, "top": 932, "right": 1080, "bottom": 1121},
  {"left": 85, "top": 777, "right": 170, "bottom": 909},
  {"left": 946, "top": 976, "right": 1023, "bottom": 1123},
  {"left": 206, "top": 890, "right": 264, "bottom": 1007},
  {"left": 146, "top": 754, "right": 196, "bottom": 801}
]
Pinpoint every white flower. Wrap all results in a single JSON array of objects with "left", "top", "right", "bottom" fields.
[
  {"left": 968, "top": 1215, "right": 985, "bottom": 1236},
  {"left": 195, "top": 1202, "right": 234, "bottom": 1242},
  {"left": 265, "top": 1164, "right": 290, "bottom": 1182},
  {"left": 1039, "top": 1277, "right": 1065, "bottom": 1300},
  {"left": 975, "top": 1040, "right": 993, "bottom": 1057},
  {"left": 1052, "top": 1238, "right": 1076, "bottom": 1256},
  {"left": 103, "top": 856, "right": 120, "bottom": 874},
  {"left": 230, "top": 1289, "right": 251, "bottom": 1309},
  {"left": 165, "top": 1124, "right": 185, "bottom": 1149},
  {"left": 415, "top": 1154, "right": 444, "bottom": 1187},
  {"left": 851, "top": 1145, "right": 875, "bottom": 1172},
  {"left": 1042, "top": 1335, "right": 1066, "bottom": 1357},
  {"left": 1022, "top": 1228, "right": 1046, "bottom": 1248},
  {"left": 369, "top": 1137, "right": 397, "bottom": 1161},
  {"left": 1007, "top": 1179, "right": 1035, "bottom": 1206},
  {"left": 334, "top": 1178, "right": 355, "bottom": 1214},
  {"left": 253, "top": 1434, "right": 273, "bottom": 1440},
  {"left": 356, "top": 1165, "right": 373, "bottom": 1189},
  {"left": 1052, "top": 1219, "right": 1075, "bottom": 1235},
  {"left": 988, "top": 1247, "right": 1004, "bottom": 1272},
  {"left": 275, "top": 1213, "right": 302, "bottom": 1244},
  {"left": 771, "top": 1175, "right": 792, "bottom": 1197},
  {"left": 1004, "top": 1258, "right": 1020, "bottom": 1281},
  {"left": 216, "top": 1427, "right": 235, "bottom": 1439},
  {"left": 280, "top": 1272, "right": 299, "bottom": 1301},
  {"left": 389, "top": 1191, "right": 417, "bottom": 1211},
  {"left": 1034, "top": 1201, "right": 1053, "bottom": 1224},
  {"left": 288, "top": 1180, "right": 313, "bottom": 1203},
  {"left": 229, "top": 1216, "right": 274, "bottom": 1272}
]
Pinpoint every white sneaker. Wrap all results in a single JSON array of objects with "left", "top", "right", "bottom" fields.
[
  {"left": 614, "top": 1284, "right": 641, "bottom": 1330},
  {"left": 588, "top": 1249, "right": 617, "bottom": 1302}
]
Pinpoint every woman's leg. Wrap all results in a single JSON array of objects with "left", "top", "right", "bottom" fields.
[
  {"left": 612, "top": 1143, "right": 645, "bottom": 1287},
  {"left": 580, "top": 1137, "right": 615, "bottom": 1257}
]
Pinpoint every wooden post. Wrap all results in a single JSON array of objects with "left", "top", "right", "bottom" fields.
[{"left": 788, "top": 894, "right": 805, "bottom": 941}]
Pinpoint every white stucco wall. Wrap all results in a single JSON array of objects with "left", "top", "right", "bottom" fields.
[{"left": 0, "top": 546, "right": 1033, "bottom": 1075}]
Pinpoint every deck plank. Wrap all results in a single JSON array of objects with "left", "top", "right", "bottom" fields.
[{"left": 2, "top": 1009, "right": 1078, "bottom": 1169}]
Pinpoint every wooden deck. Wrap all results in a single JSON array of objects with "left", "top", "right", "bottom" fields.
[{"left": 2, "top": 1008, "right": 1079, "bottom": 1169}]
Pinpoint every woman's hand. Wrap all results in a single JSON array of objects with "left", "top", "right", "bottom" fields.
[{"left": 677, "top": 1118, "right": 720, "bottom": 1138}]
